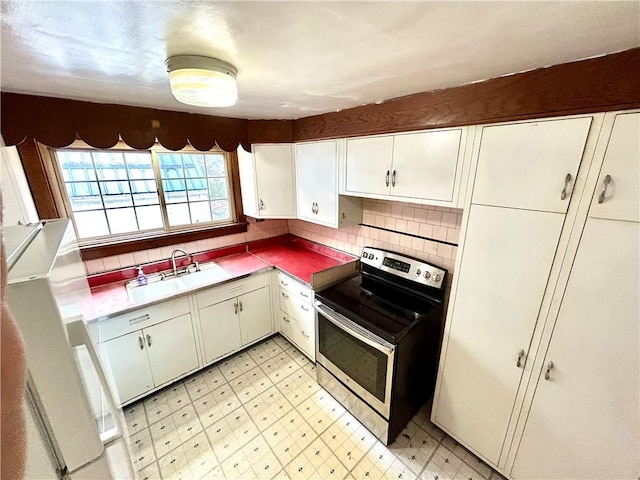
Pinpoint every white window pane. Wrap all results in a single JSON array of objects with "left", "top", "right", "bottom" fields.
[
  {"left": 94, "top": 152, "right": 125, "bottom": 180},
  {"left": 133, "top": 192, "right": 159, "bottom": 206},
  {"left": 65, "top": 182, "right": 102, "bottom": 211},
  {"left": 205, "top": 155, "right": 226, "bottom": 176},
  {"left": 74, "top": 210, "right": 109, "bottom": 239},
  {"left": 166, "top": 203, "right": 191, "bottom": 227},
  {"left": 106, "top": 208, "right": 139, "bottom": 234},
  {"left": 187, "top": 185, "right": 208, "bottom": 203},
  {"left": 189, "top": 202, "right": 212, "bottom": 224},
  {"left": 136, "top": 205, "right": 163, "bottom": 230},
  {"left": 158, "top": 153, "right": 184, "bottom": 178},
  {"left": 208, "top": 178, "right": 228, "bottom": 200},
  {"left": 164, "top": 179, "right": 188, "bottom": 204},
  {"left": 211, "top": 200, "right": 230, "bottom": 220},
  {"left": 101, "top": 182, "right": 133, "bottom": 208}
]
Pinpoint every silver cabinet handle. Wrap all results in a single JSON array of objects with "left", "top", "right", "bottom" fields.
[
  {"left": 315, "top": 202, "right": 319, "bottom": 214},
  {"left": 129, "top": 314, "right": 150, "bottom": 325},
  {"left": 544, "top": 361, "right": 554, "bottom": 380},
  {"left": 516, "top": 349, "right": 526, "bottom": 368},
  {"left": 146, "top": 334, "right": 152, "bottom": 347},
  {"left": 281, "top": 280, "right": 288, "bottom": 287},
  {"left": 234, "top": 302, "right": 238, "bottom": 314},
  {"left": 597, "top": 174, "right": 612, "bottom": 204},
  {"left": 385, "top": 170, "right": 390, "bottom": 187},
  {"left": 238, "top": 301, "right": 243, "bottom": 312},
  {"left": 259, "top": 199, "right": 265, "bottom": 210},
  {"left": 282, "top": 292, "right": 289, "bottom": 299},
  {"left": 300, "top": 291, "right": 309, "bottom": 298},
  {"left": 391, "top": 170, "right": 397, "bottom": 187},
  {"left": 138, "top": 336, "right": 144, "bottom": 350},
  {"left": 301, "top": 331, "right": 310, "bottom": 338},
  {"left": 311, "top": 202, "right": 315, "bottom": 214},
  {"left": 282, "top": 316, "right": 290, "bottom": 323},
  {"left": 300, "top": 305, "right": 309, "bottom": 312},
  {"left": 560, "top": 173, "right": 572, "bottom": 200}
]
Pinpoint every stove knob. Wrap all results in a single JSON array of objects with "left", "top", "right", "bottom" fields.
[
  {"left": 362, "top": 252, "right": 368, "bottom": 259},
  {"left": 433, "top": 274, "right": 442, "bottom": 282},
  {"left": 416, "top": 269, "right": 421, "bottom": 276},
  {"left": 424, "top": 271, "right": 431, "bottom": 279}
]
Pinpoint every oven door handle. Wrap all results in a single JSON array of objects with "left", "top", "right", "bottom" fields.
[{"left": 315, "top": 302, "right": 395, "bottom": 355}]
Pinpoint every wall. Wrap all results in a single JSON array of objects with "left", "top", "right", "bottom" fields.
[
  {"left": 83, "top": 217, "right": 288, "bottom": 274},
  {"left": 289, "top": 199, "right": 462, "bottom": 275}
]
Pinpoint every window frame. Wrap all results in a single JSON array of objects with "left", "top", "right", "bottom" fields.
[{"left": 19, "top": 139, "right": 247, "bottom": 260}]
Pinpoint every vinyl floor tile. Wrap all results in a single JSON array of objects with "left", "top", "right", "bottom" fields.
[{"left": 122, "top": 334, "right": 501, "bottom": 480}]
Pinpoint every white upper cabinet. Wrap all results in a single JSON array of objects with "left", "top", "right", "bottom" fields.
[
  {"left": 238, "top": 144, "right": 296, "bottom": 218},
  {"left": 343, "top": 128, "right": 467, "bottom": 207},
  {"left": 589, "top": 112, "right": 639, "bottom": 223},
  {"left": 345, "top": 135, "right": 394, "bottom": 196},
  {"left": 472, "top": 117, "right": 592, "bottom": 212},
  {"left": 392, "top": 129, "right": 463, "bottom": 202},
  {"left": 296, "top": 140, "right": 362, "bottom": 228}
]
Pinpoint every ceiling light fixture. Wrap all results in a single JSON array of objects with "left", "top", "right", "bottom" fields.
[{"left": 165, "top": 55, "right": 238, "bottom": 108}]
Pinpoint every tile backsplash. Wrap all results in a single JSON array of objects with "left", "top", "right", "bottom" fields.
[
  {"left": 84, "top": 200, "right": 461, "bottom": 278},
  {"left": 289, "top": 199, "right": 461, "bottom": 274}
]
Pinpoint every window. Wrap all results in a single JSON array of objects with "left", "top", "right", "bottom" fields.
[{"left": 54, "top": 146, "right": 235, "bottom": 240}]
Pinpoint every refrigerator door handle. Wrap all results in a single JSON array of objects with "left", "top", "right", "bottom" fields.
[{"left": 66, "top": 317, "right": 124, "bottom": 445}]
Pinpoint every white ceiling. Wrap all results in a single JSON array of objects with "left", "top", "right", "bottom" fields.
[{"left": 1, "top": 1, "right": 639, "bottom": 120}]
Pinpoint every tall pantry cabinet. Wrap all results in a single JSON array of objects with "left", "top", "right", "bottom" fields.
[{"left": 432, "top": 111, "right": 639, "bottom": 479}]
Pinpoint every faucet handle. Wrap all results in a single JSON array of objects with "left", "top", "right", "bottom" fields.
[{"left": 194, "top": 260, "right": 201, "bottom": 272}]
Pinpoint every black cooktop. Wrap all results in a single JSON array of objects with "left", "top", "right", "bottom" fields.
[{"left": 316, "top": 274, "right": 443, "bottom": 344}]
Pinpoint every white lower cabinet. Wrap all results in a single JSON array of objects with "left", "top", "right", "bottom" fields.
[
  {"left": 100, "top": 331, "right": 155, "bottom": 404},
  {"left": 196, "top": 273, "right": 273, "bottom": 366},
  {"left": 100, "top": 313, "right": 198, "bottom": 405},
  {"left": 199, "top": 298, "right": 242, "bottom": 364},
  {"left": 276, "top": 272, "right": 316, "bottom": 360},
  {"left": 510, "top": 217, "right": 639, "bottom": 479}
]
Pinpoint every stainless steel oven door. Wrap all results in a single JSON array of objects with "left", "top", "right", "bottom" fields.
[{"left": 315, "top": 301, "right": 395, "bottom": 419}]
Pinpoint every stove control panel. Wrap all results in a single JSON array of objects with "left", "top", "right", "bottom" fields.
[{"left": 360, "top": 247, "right": 446, "bottom": 290}]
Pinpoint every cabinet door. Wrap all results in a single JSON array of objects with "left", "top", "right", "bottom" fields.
[
  {"left": 254, "top": 144, "right": 296, "bottom": 217},
  {"left": 345, "top": 136, "right": 393, "bottom": 196},
  {"left": 391, "top": 129, "right": 462, "bottom": 202},
  {"left": 101, "top": 331, "right": 154, "bottom": 404},
  {"left": 433, "top": 204, "right": 565, "bottom": 465},
  {"left": 512, "top": 218, "right": 639, "bottom": 479},
  {"left": 199, "top": 298, "right": 242, "bottom": 364},
  {"left": 237, "top": 146, "right": 259, "bottom": 217},
  {"left": 296, "top": 140, "right": 338, "bottom": 226},
  {"left": 589, "top": 112, "right": 639, "bottom": 223},
  {"left": 238, "top": 286, "right": 272, "bottom": 345},
  {"left": 143, "top": 314, "right": 199, "bottom": 387},
  {"left": 473, "top": 117, "right": 592, "bottom": 212}
]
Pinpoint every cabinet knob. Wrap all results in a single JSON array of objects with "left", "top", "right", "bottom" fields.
[
  {"left": 544, "top": 361, "right": 555, "bottom": 380},
  {"left": 259, "top": 199, "right": 265, "bottom": 210},
  {"left": 560, "top": 173, "right": 572, "bottom": 200},
  {"left": 597, "top": 174, "right": 612, "bottom": 204}
]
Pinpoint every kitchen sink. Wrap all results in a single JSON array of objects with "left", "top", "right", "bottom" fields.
[{"left": 125, "top": 261, "right": 231, "bottom": 303}]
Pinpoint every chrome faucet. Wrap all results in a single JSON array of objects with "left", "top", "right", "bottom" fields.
[{"left": 171, "top": 249, "right": 191, "bottom": 277}]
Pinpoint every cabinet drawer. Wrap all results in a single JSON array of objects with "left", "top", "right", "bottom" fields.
[
  {"left": 196, "top": 272, "right": 269, "bottom": 308},
  {"left": 279, "top": 311, "right": 297, "bottom": 343},
  {"left": 279, "top": 287, "right": 314, "bottom": 322},
  {"left": 98, "top": 296, "right": 190, "bottom": 342},
  {"left": 276, "top": 271, "right": 313, "bottom": 303}
]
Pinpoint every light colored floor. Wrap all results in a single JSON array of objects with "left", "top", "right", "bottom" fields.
[{"left": 123, "top": 334, "right": 505, "bottom": 480}]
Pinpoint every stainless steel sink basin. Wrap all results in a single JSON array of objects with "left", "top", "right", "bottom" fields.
[{"left": 125, "top": 262, "right": 231, "bottom": 303}]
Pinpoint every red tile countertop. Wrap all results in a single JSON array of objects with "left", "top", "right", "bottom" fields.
[{"left": 84, "top": 235, "right": 356, "bottom": 321}]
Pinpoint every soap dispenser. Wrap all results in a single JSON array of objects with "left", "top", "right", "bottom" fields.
[{"left": 136, "top": 266, "right": 148, "bottom": 286}]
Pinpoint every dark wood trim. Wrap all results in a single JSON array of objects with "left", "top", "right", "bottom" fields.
[
  {"left": 80, "top": 222, "right": 249, "bottom": 260},
  {"left": 294, "top": 48, "right": 640, "bottom": 141},
  {"left": 15, "top": 139, "right": 62, "bottom": 219},
  {"left": 247, "top": 120, "right": 294, "bottom": 147},
  {"left": 227, "top": 149, "right": 246, "bottom": 223}
]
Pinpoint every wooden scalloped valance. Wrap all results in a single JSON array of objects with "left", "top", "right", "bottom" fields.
[{"left": 0, "top": 93, "right": 254, "bottom": 152}]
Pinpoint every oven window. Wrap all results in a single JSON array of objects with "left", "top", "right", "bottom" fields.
[{"left": 318, "top": 314, "right": 388, "bottom": 403}]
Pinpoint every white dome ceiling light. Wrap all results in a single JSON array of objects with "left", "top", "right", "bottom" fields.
[{"left": 165, "top": 55, "right": 237, "bottom": 108}]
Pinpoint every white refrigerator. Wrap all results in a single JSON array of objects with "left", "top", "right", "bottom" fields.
[{"left": 4, "top": 219, "right": 134, "bottom": 479}]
